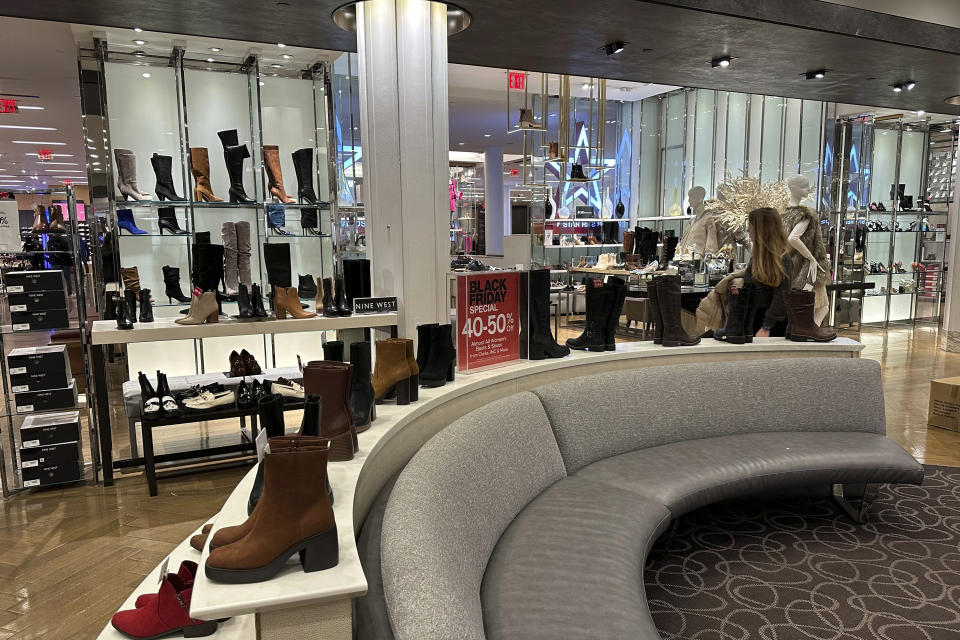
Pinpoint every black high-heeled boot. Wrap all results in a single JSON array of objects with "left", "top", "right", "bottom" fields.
[
  {"left": 162, "top": 265, "right": 191, "bottom": 304},
  {"left": 151, "top": 153, "right": 186, "bottom": 201},
  {"left": 237, "top": 284, "right": 255, "bottom": 320},
  {"left": 349, "top": 341, "right": 376, "bottom": 431},
  {"left": 138, "top": 372, "right": 160, "bottom": 420},
  {"left": 419, "top": 324, "right": 456, "bottom": 388},
  {"left": 156, "top": 371, "right": 180, "bottom": 418},
  {"left": 115, "top": 297, "right": 133, "bottom": 330},
  {"left": 124, "top": 289, "right": 139, "bottom": 324},
  {"left": 217, "top": 130, "right": 256, "bottom": 204},
  {"left": 321, "top": 278, "right": 338, "bottom": 318},
  {"left": 335, "top": 277, "right": 352, "bottom": 316},
  {"left": 139, "top": 288, "right": 154, "bottom": 322},
  {"left": 250, "top": 283, "right": 269, "bottom": 318},
  {"left": 322, "top": 340, "right": 344, "bottom": 362},
  {"left": 292, "top": 148, "right": 319, "bottom": 204},
  {"left": 157, "top": 207, "right": 189, "bottom": 235}
]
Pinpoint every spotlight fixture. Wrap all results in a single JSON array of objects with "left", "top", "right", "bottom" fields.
[
  {"left": 710, "top": 56, "right": 732, "bottom": 68},
  {"left": 333, "top": 2, "right": 471, "bottom": 35},
  {"left": 892, "top": 84, "right": 903, "bottom": 92},
  {"left": 277, "top": 43, "right": 286, "bottom": 48},
  {"left": 134, "top": 39, "right": 145, "bottom": 45},
  {"left": 282, "top": 54, "right": 292, "bottom": 59},
  {"left": 134, "top": 27, "right": 143, "bottom": 32},
  {"left": 270, "top": 63, "right": 283, "bottom": 69},
  {"left": 905, "top": 80, "right": 916, "bottom": 90},
  {"left": 142, "top": 72, "right": 151, "bottom": 78},
  {"left": 211, "top": 47, "right": 222, "bottom": 52},
  {"left": 601, "top": 41, "right": 627, "bottom": 56},
  {"left": 945, "top": 95, "right": 960, "bottom": 106},
  {"left": 207, "top": 58, "right": 214, "bottom": 63},
  {"left": 804, "top": 69, "right": 826, "bottom": 80}
]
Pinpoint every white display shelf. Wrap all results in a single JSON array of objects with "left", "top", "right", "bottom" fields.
[
  {"left": 91, "top": 312, "right": 398, "bottom": 345},
  {"left": 187, "top": 337, "right": 863, "bottom": 622}
]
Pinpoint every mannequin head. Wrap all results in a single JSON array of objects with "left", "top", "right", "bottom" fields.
[
  {"left": 688, "top": 186, "right": 706, "bottom": 208},
  {"left": 787, "top": 175, "right": 813, "bottom": 206}
]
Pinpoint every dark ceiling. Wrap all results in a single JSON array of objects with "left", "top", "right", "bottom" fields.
[{"left": 2, "top": 0, "right": 958, "bottom": 115}]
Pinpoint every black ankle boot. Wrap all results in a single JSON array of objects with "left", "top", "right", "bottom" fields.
[
  {"left": 715, "top": 285, "right": 750, "bottom": 344},
  {"left": 299, "top": 394, "right": 323, "bottom": 437},
  {"left": 138, "top": 288, "right": 154, "bottom": 322},
  {"left": 151, "top": 154, "right": 186, "bottom": 201},
  {"left": 237, "top": 284, "right": 255, "bottom": 320},
  {"left": 335, "top": 277, "right": 352, "bottom": 316},
  {"left": 292, "top": 148, "right": 319, "bottom": 204},
  {"left": 416, "top": 323, "right": 438, "bottom": 372},
  {"left": 257, "top": 392, "right": 285, "bottom": 438},
  {"left": 349, "top": 341, "right": 375, "bottom": 430},
  {"left": 298, "top": 274, "right": 317, "bottom": 299},
  {"left": 115, "top": 297, "right": 133, "bottom": 330},
  {"left": 157, "top": 207, "right": 189, "bottom": 235},
  {"left": 250, "top": 283, "right": 269, "bottom": 318},
  {"left": 527, "top": 269, "right": 570, "bottom": 359},
  {"left": 138, "top": 372, "right": 160, "bottom": 420},
  {"left": 565, "top": 280, "right": 611, "bottom": 352},
  {"left": 156, "top": 371, "right": 180, "bottom": 418},
  {"left": 420, "top": 324, "right": 456, "bottom": 388},
  {"left": 321, "top": 278, "right": 338, "bottom": 317},
  {"left": 124, "top": 289, "right": 138, "bottom": 324},
  {"left": 323, "top": 340, "right": 344, "bottom": 362}
]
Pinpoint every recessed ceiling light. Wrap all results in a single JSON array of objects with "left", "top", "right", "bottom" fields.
[
  {"left": 271, "top": 63, "right": 282, "bottom": 69},
  {"left": 18, "top": 105, "right": 44, "bottom": 110},
  {"left": 35, "top": 162, "right": 78, "bottom": 165},
  {"left": 710, "top": 56, "right": 732, "bottom": 68},
  {"left": 906, "top": 81, "right": 916, "bottom": 90},
  {"left": 805, "top": 69, "right": 826, "bottom": 80},
  {"left": 207, "top": 58, "right": 214, "bottom": 62},
  {"left": 917, "top": 110, "right": 925, "bottom": 116},
  {"left": 134, "top": 27, "right": 143, "bottom": 32},
  {"left": 142, "top": 72, "right": 151, "bottom": 78},
  {"left": 259, "top": 81, "right": 265, "bottom": 86},
  {"left": 134, "top": 39, "right": 146, "bottom": 45},
  {"left": 282, "top": 54, "right": 292, "bottom": 59},
  {"left": 277, "top": 43, "right": 286, "bottom": 48},
  {"left": 0, "top": 125, "right": 57, "bottom": 130},
  {"left": 484, "top": 134, "right": 492, "bottom": 137},
  {"left": 892, "top": 84, "right": 903, "bottom": 92},
  {"left": 602, "top": 41, "right": 627, "bottom": 56},
  {"left": 211, "top": 47, "right": 222, "bottom": 52},
  {"left": 581, "top": 82, "right": 593, "bottom": 91},
  {"left": 12, "top": 141, "right": 66, "bottom": 145}
]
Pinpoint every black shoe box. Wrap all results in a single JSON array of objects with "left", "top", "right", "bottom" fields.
[
  {"left": 21, "top": 461, "right": 82, "bottom": 488},
  {"left": 20, "top": 441, "right": 80, "bottom": 468},
  {"left": 8, "top": 289, "right": 68, "bottom": 312},
  {"left": 11, "top": 308, "right": 71, "bottom": 332},
  {"left": 19, "top": 411, "right": 80, "bottom": 447},
  {"left": 8, "top": 345, "right": 72, "bottom": 382},
  {"left": 14, "top": 380, "right": 77, "bottom": 414},
  {"left": 4, "top": 270, "right": 66, "bottom": 293}
]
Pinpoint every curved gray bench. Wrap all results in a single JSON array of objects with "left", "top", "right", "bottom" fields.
[{"left": 358, "top": 358, "right": 924, "bottom": 640}]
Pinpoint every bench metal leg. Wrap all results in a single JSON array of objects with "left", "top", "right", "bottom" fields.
[
  {"left": 142, "top": 422, "right": 157, "bottom": 497},
  {"left": 832, "top": 483, "right": 880, "bottom": 523}
]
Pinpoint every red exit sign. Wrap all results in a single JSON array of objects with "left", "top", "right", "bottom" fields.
[
  {"left": 38, "top": 149, "right": 53, "bottom": 161},
  {"left": 508, "top": 72, "right": 526, "bottom": 91},
  {"left": 0, "top": 99, "right": 17, "bottom": 113}
]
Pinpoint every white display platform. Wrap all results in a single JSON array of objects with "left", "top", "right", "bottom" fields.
[
  {"left": 91, "top": 312, "right": 399, "bottom": 345},
  {"left": 107, "top": 338, "right": 864, "bottom": 638}
]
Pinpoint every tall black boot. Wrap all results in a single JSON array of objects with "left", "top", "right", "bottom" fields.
[
  {"left": 323, "top": 340, "right": 344, "bottom": 362},
  {"left": 416, "top": 323, "right": 438, "bottom": 372},
  {"left": 565, "top": 280, "right": 611, "bottom": 352},
  {"left": 655, "top": 274, "right": 701, "bottom": 347},
  {"left": 292, "top": 148, "right": 319, "bottom": 204},
  {"left": 151, "top": 153, "right": 186, "bottom": 201},
  {"left": 114, "top": 297, "right": 132, "bottom": 329},
  {"left": 124, "top": 289, "right": 138, "bottom": 324},
  {"left": 299, "top": 394, "right": 322, "bottom": 437},
  {"left": 648, "top": 278, "right": 663, "bottom": 345},
  {"left": 139, "top": 288, "right": 154, "bottom": 322},
  {"left": 714, "top": 284, "right": 750, "bottom": 344},
  {"left": 527, "top": 269, "right": 570, "bottom": 359},
  {"left": 193, "top": 242, "right": 225, "bottom": 317},
  {"left": 335, "top": 277, "right": 352, "bottom": 316},
  {"left": 603, "top": 276, "right": 627, "bottom": 351},
  {"left": 225, "top": 144, "right": 255, "bottom": 204},
  {"left": 420, "top": 324, "right": 456, "bottom": 388},
  {"left": 662, "top": 235, "right": 679, "bottom": 264},
  {"left": 162, "top": 265, "right": 190, "bottom": 303},
  {"left": 349, "top": 341, "right": 375, "bottom": 431},
  {"left": 262, "top": 242, "right": 292, "bottom": 289}
]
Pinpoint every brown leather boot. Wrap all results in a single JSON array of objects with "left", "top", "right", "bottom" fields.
[
  {"left": 210, "top": 436, "right": 329, "bottom": 550},
  {"left": 275, "top": 286, "right": 317, "bottom": 319},
  {"left": 303, "top": 361, "right": 357, "bottom": 461},
  {"left": 263, "top": 145, "right": 295, "bottom": 204},
  {"left": 372, "top": 339, "right": 413, "bottom": 405},
  {"left": 189, "top": 147, "right": 222, "bottom": 202},
  {"left": 204, "top": 441, "right": 338, "bottom": 583},
  {"left": 654, "top": 275, "right": 701, "bottom": 347},
  {"left": 622, "top": 230, "right": 635, "bottom": 256},
  {"left": 401, "top": 338, "right": 419, "bottom": 402},
  {"left": 120, "top": 266, "right": 141, "bottom": 292},
  {"left": 786, "top": 290, "right": 836, "bottom": 342},
  {"left": 189, "top": 524, "right": 213, "bottom": 552}
]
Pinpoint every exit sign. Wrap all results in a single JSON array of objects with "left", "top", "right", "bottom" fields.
[
  {"left": 38, "top": 149, "right": 52, "bottom": 161},
  {"left": 62, "top": 179, "right": 73, "bottom": 185},
  {"left": 508, "top": 72, "right": 526, "bottom": 91},
  {"left": 0, "top": 99, "right": 17, "bottom": 113}
]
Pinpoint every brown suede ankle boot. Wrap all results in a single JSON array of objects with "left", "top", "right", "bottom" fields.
[
  {"left": 204, "top": 441, "right": 338, "bottom": 583},
  {"left": 303, "top": 361, "right": 357, "bottom": 461},
  {"left": 372, "top": 339, "right": 413, "bottom": 405}
]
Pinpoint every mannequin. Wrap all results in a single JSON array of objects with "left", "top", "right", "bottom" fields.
[
  {"left": 677, "top": 186, "right": 719, "bottom": 256},
  {"left": 782, "top": 174, "right": 829, "bottom": 325}
]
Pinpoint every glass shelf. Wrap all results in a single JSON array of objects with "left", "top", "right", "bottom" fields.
[
  {"left": 264, "top": 232, "right": 331, "bottom": 238},
  {"left": 191, "top": 202, "right": 264, "bottom": 209},
  {"left": 116, "top": 233, "right": 192, "bottom": 238},
  {"left": 115, "top": 200, "right": 190, "bottom": 207}
]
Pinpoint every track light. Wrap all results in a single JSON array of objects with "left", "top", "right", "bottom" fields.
[
  {"left": 805, "top": 69, "right": 826, "bottom": 80},
  {"left": 710, "top": 56, "right": 732, "bottom": 68},
  {"left": 905, "top": 80, "right": 916, "bottom": 90},
  {"left": 602, "top": 41, "right": 627, "bottom": 56},
  {"left": 892, "top": 84, "right": 903, "bottom": 92}
]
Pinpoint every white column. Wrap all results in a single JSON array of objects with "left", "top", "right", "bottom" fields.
[
  {"left": 483, "top": 147, "right": 504, "bottom": 255},
  {"left": 939, "top": 153, "right": 960, "bottom": 351},
  {"left": 357, "top": 0, "right": 450, "bottom": 336}
]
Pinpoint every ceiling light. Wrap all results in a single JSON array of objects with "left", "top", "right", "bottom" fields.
[
  {"left": 18, "top": 105, "right": 44, "bottom": 110},
  {"left": 0, "top": 125, "right": 57, "bottom": 130},
  {"left": 710, "top": 56, "right": 732, "bottom": 68},
  {"left": 917, "top": 110, "right": 925, "bottom": 116},
  {"left": 277, "top": 43, "right": 286, "bottom": 48},
  {"left": 134, "top": 39, "right": 146, "bottom": 45},
  {"left": 43, "top": 169, "right": 83, "bottom": 172},
  {"left": 458, "top": 142, "right": 465, "bottom": 146},
  {"left": 892, "top": 84, "right": 903, "bottom": 92},
  {"left": 945, "top": 95, "right": 960, "bottom": 106},
  {"left": 211, "top": 47, "right": 222, "bottom": 52},
  {"left": 134, "top": 27, "right": 143, "bottom": 32},
  {"left": 142, "top": 72, "right": 151, "bottom": 78},
  {"left": 25, "top": 153, "right": 73, "bottom": 157},
  {"left": 207, "top": 58, "right": 215, "bottom": 62},
  {"left": 259, "top": 81, "right": 265, "bottom": 86},
  {"left": 602, "top": 41, "right": 627, "bottom": 56},
  {"left": 35, "top": 162, "right": 78, "bottom": 165},
  {"left": 581, "top": 82, "right": 594, "bottom": 91},
  {"left": 805, "top": 69, "right": 826, "bottom": 80},
  {"left": 12, "top": 141, "right": 66, "bottom": 145},
  {"left": 484, "top": 134, "right": 492, "bottom": 137},
  {"left": 271, "top": 64, "right": 282, "bottom": 69},
  {"left": 282, "top": 54, "right": 292, "bottom": 59},
  {"left": 906, "top": 80, "right": 916, "bottom": 90}
]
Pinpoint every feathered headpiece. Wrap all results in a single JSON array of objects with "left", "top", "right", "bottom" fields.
[{"left": 707, "top": 173, "right": 790, "bottom": 245}]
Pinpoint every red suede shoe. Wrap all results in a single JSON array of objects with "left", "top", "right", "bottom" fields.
[
  {"left": 112, "top": 575, "right": 216, "bottom": 639},
  {"left": 135, "top": 561, "right": 198, "bottom": 608}
]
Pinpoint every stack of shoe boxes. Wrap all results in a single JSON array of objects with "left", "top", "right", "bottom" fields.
[
  {"left": 9, "top": 345, "right": 82, "bottom": 487},
  {"left": 5, "top": 270, "right": 70, "bottom": 331}
]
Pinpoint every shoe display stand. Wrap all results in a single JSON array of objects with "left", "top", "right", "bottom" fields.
[
  {"left": 98, "top": 338, "right": 863, "bottom": 640},
  {"left": 0, "top": 187, "right": 100, "bottom": 498},
  {"left": 89, "top": 312, "right": 398, "bottom": 485},
  {"left": 824, "top": 115, "right": 952, "bottom": 329}
]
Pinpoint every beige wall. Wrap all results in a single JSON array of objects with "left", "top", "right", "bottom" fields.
[{"left": 14, "top": 185, "right": 91, "bottom": 211}]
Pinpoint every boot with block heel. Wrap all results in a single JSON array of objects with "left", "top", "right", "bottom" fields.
[
  {"left": 786, "top": 290, "right": 836, "bottom": 342},
  {"left": 204, "top": 441, "right": 338, "bottom": 584},
  {"left": 372, "top": 339, "right": 413, "bottom": 405},
  {"left": 303, "top": 360, "right": 357, "bottom": 461},
  {"left": 274, "top": 286, "right": 316, "bottom": 319},
  {"left": 527, "top": 268, "right": 570, "bottom": 359},
  {"left": 112, "top": 573, "right": 218, "bottom": 637},
  {"left": 349, "top": 341, "right": 376, "bottom": 432},
  {"left": 419, "top": 325, "right": 456, "bottom": 387},
  {"left": 175, "top": 291, "right": 219, "bottom": 325}
]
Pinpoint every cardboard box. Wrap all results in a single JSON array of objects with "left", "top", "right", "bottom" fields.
[
  {"left": 8, "top": 289, "right": 68, "bottom": 312},
  {"left": 21, "top": 461, "right": 82, "bottom": 487},
  {"left": 11, "top": 308, "right": 71, "bottom": 332},
  {"left": 928, "top": 376, "right": 960, "bottom": 431},
  {"left": 8, "top": 345, "right": 72, "bottom": 380},
  {"left": 19, "top": 441, "right": 80, "bottom": 467},
  {"left": 4, "top": 270, "right": 66, "bottom": 293},
  {"left": 19, "top": 411, "right": 80, "bottom": 447},
  {"left": 14, "top": 380, "right": 77, "bottom": 414}
]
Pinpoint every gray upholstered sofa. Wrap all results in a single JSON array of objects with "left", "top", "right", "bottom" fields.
[{"left": 356, "top": 358, "right": 924, "bottom": 640}]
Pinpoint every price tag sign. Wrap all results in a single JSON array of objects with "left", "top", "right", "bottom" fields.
[{"left": 456, "top": 272, "right": 521, "bottom": 371}]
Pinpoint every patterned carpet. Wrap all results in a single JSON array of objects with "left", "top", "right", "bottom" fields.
[{"left": 644, "top": 466, "right": 960, "bottom": 640}]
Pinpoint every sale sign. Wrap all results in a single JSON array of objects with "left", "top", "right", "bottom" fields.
[{"left": 456, "top": 272, "right": 521, "bottom": 371}]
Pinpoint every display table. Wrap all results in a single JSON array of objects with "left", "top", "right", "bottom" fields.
[
  {"left": 100, "top": 338, "right": 863, "bottom": 640},
  {"left": 88, "top": 312, "right": 400, "bottom": 485}
]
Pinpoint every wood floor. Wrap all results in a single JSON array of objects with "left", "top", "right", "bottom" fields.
[{"left": 1, "top": 324, "right": 959, "bottom": 638}]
